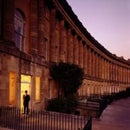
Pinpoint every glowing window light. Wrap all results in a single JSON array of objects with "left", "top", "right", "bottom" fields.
[
  {"left": 35, "top": 76, "right": 40, "bottom": 101},
  {"left": 21, "top": 74, "right": 31, "bottom": 83},
  {"left": 9, "top": 72, "right": 16, "bottom": 105}
]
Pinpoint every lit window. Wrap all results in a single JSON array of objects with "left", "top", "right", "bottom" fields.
[
  {"left": 14, "top": 9, "right": 25, "bottom": 51},
  {"left": 35, "top": 76, "right": 41, "bottom": 101},
  {"left": 9, "top": 72, "right": 16, "bottom": 105}
]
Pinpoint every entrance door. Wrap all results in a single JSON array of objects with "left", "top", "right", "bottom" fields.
[{"left": 20, "top": 74, "right": 31, "bottom": 109}]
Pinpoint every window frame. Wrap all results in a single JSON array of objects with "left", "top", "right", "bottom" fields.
[{"left": 14, "top": 9, "right": 25, "bottom": 51}]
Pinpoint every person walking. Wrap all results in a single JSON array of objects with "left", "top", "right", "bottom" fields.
[{"left": 23, "top": 90, "right": 30, "bottom": 114}]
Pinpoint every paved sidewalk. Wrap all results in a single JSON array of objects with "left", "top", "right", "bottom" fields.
[
  {"left": 92, "top": 97, "right": 130, "bottom": 130},
  {"left": 0, "top": 127, "right": 12, "bottom": 130}
]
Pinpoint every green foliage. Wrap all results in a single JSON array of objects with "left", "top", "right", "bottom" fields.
[
  {"left": 50, "top": 62, "right": 84, "bottom": 96},
  {"left": 48, "top": 62, "right": 84, "bottom": 113},
  {"left": 47, "top": 95, "right": 78, "bottom": 113}
]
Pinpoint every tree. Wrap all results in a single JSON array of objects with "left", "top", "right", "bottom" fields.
[
  {"left": 47, "top": 62, "right": 84, "bottom": 113},
  {"left": 50, "top": 62, "right": 84, "bottom": 97}
]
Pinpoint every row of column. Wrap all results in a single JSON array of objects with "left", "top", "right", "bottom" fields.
[
  {"left": 78, "top": 82, "right": 127, "bottom": 97},
  {"left": 1, "top": 1, "right": 129, "bottom": 86},
  {"left": 49, "top": 8, "right": 130, "bottom": 85}
]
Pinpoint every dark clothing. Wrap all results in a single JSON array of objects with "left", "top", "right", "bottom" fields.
[{"left": 23, "top": 94, "right": 30, "bottom": 114}]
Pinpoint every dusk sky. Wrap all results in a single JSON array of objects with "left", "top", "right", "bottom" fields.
[{"left": 66, "top": 0, "right": 130, "bottom": 60}]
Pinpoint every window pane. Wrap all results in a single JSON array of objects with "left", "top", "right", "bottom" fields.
[{"left": 14, "top": 9, "right": 24, "bottom": 50}]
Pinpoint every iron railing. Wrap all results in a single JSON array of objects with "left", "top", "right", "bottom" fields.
[{"left": 0, "top": 106, "right": 92, "bottom": 130}]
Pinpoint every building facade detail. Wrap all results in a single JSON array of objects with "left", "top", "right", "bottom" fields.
[{"left": 0, "top": 0, "right": 130, "bottom": 110}]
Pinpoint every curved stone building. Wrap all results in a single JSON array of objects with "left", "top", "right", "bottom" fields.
[{"left": 0, "top": 0, "right": 130, "bottom": 110}]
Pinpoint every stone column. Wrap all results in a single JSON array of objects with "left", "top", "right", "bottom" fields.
[
  {"left": 67, "top": 28, "right": 73, "bottom": 63},
  {"left": 71, "top": 32, "right": 74, "bottom": 63},
  {"left": 99, "top": 56, "right": 102, "bottom": 79},
  {"left": 83, "top": 44, "right": 87, "bottom": 74},
  {"left": 30, "top": 0, "right": 38, "bottom": 54},
  {"left": 120, "top": 66, "right": 123, "bottom": 83},
  {"left": 96, "top": 54, "right": 99, "bottom": 78},
  {"left": 116, "top": 65, "right": 118, "bottom": 82},
  {"left": 73, "top": 35, "right": 78, "bottom": 64},
  {"left": 76, "top": 38, "right": 79, "bottom": 65},
  {"left": 3, "top": 0, "right": 15, "bottom": 43},
  {"left": 89, "top": 48, "right": 92, "bottom": 76},
  {"left": 110, "top": 62, "right": 112, "bottom": 82},
  {"left": 117, "top": 64, "right": 119, "bottom": 83},
  {"left": 79, "top": 40, "right": 83, "bottom": 68},
  {"left": 122, "top": 68, "right": 124, "bottom": 83},
  {"left": 55, "top": 19, "right": 60, "bottom": 62},
  {"left": 94, "top": 53, "right": 97, "bottom": 78},
  {"left": 125, "top": 67, "right": 128, "bottom": 84},
  {"left": 102, "top": 58, "right": 105, "bottom": 80},
  {"left": 37, "top": 0, "right": 45, "bottom": 57},
  {"left": 93, "top": 52, "right": 96, "bottom": 78},
  {"left": 104, "top": 59, "right": 107, "bottom": 80},
  {"left": 64, "top": 28, "right": 67, "bottom": 62},
  {"left": 86, "top": 46, "right": 90, "bottom": 76},
  {"left": 125, "top": 68, "right": 127, "bottom": 83},
  {"left": 127, "top": 68, "right": 129, "bottom": 84},
  {"left": 49, "top": 9, "right": 57, "bottom": 62},
  {"left": 121, "top": 66, "right": 123, "bottom": 84},
  {"left": 107, "top": 61, "right": 110, "bottom": 81},
  {"left": 112, "top": 63, "right": 115, "bottom": 82},
  {"left": 128, "top": 68, "right": 129, "bottom": 85},
  {"left": 115, "top": 64, "right": 118, "bottom": 82},
  {"left": 91, "top": 50, "right": 94, "bottom": 77},
  {"left": 59, "top": 20, "right": 66, "bottom": 62}
]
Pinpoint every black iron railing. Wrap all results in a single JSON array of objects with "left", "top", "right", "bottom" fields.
[{"left": 0, "top": 106, "right": 92, "bottom": 130}]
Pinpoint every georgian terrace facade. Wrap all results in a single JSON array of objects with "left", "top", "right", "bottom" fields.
[{"left": 0, "top": 0, "right": 130, "bottom": 110}]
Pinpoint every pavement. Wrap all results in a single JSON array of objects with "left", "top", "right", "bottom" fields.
[{"left": 92, "top": 97, "right": 130, "bottom": 130}]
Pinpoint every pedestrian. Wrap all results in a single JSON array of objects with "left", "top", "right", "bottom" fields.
[{"left": 23, "top": 90, "right": 30, "bottom": 114}]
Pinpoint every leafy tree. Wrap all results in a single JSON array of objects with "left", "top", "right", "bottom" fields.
[
  {"left": 48, "top": 62, "right": 84, "bottom": 114},
  {"left": 50, "top": 62, "right": 84, "bottom": 97}
]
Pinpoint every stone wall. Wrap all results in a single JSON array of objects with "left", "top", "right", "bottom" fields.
[{"left": 0, "top": 0, "right": 130, "bottom": 110}]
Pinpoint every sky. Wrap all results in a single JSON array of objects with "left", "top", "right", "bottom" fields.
[{"left": 66, "top": 0, "right": 130, "bottom": 60}]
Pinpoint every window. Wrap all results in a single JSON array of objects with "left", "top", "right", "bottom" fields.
[
  {"left": 44, "top": 38, "right": 48, "bottom": 59},
  {"left": 9, "top": 72, "right": 16, "bottom": 105},
  {"left": 14, "top": 9, "right": 25, "bottom": 51},
  {"left": 0, "top": 0, "right": 3, "bottom": 37},
  {"left": 35, "top": 76, "right": 41, "bottom": 101}
]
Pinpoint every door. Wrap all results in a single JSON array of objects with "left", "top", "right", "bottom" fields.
[{"left": 20, "top": 74, "right": 31, "bottom": 109}]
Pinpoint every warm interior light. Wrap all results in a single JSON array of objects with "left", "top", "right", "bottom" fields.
[
  {"left": 35, "top": 76, "right": 40, "bottom": 101},
  {"left": 9, "top": 72, "right": 16, "bottom": 105},
  {"left": 20, "top": 74, "right": 31, "bottom": 109}
]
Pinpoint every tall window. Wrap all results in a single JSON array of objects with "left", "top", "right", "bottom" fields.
[
  {"left": 0, "top": 0, "right": 3, "bottom": 37},
  {"left": 35, "top": 76, "right": 41, "bottom": 101},
  {"left": 14, "top": 9, "right": 25, "bottom": 51},
  {"left": 9, "top": 72, "right": 16, "bottom": 105},
  {"left": 44, "top": 38, "right": 48, "bottom": 59}
]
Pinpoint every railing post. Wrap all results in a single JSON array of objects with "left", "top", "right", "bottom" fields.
[{"left": 83, "top": 116, "right": 92, "bottom": 130}]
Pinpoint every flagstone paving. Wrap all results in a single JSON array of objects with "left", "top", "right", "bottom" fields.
[{"left": 92, "top": 97, "right": 130, "bottom": 130}]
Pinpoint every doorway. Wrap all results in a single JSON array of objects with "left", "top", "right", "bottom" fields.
[{"left": 20, "top": 74, "right": 31, "bottom": 109}]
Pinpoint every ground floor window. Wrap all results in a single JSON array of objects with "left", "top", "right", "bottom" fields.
[
  {"left": 9, "top": 72, "right": 16, "bottom": 105},
  {"left": 35, "top": 76, "right": 41, "bottom": 101}
]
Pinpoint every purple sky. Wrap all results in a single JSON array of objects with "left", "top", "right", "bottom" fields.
[{"left": 66, "top": 0, "right": 130, "bottom": 60}]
